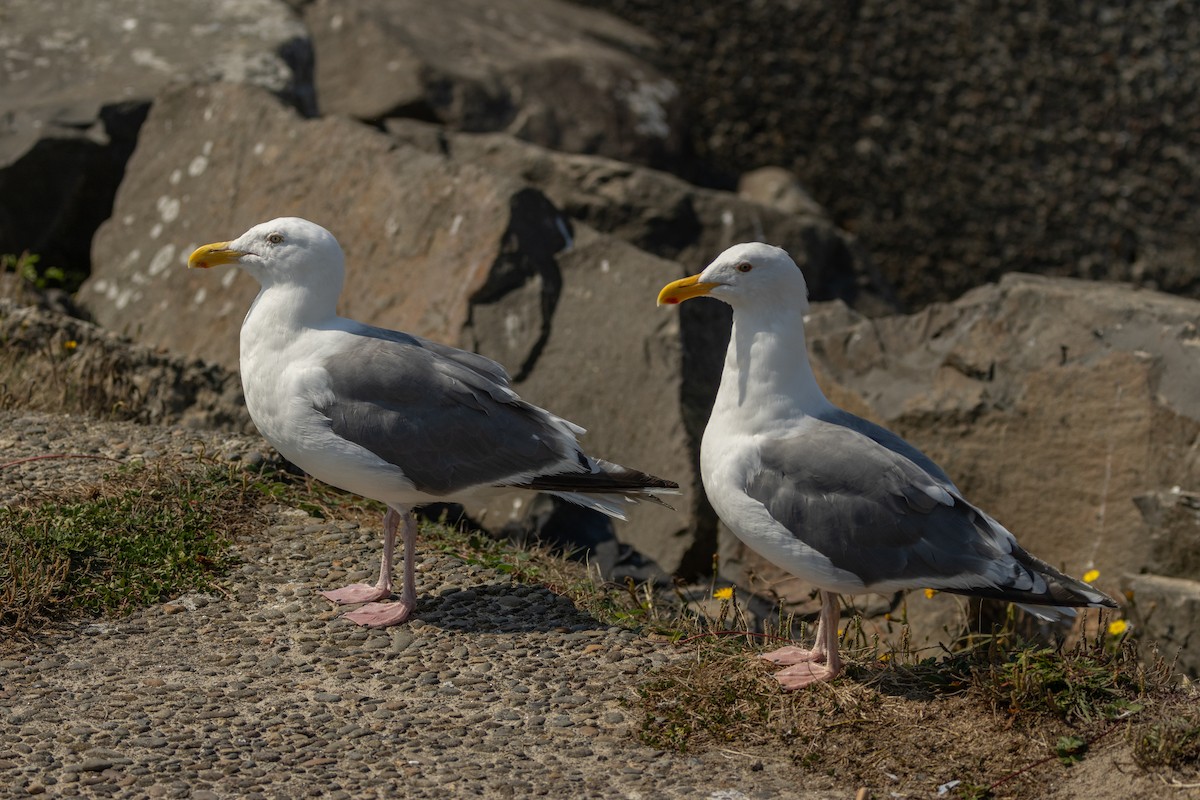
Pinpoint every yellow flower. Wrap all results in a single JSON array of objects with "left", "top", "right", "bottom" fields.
[
  {"left": 923, "top": 588, "right": 938, "bottom": 599},
  {"left": 63, "top": 340, "right": 78, "bottom": 351},
  {"left": 712, "top": 586, "right": 733, "bottom": 601},
  {"left": 1108, "top": 619, "right": 1129, "bottom": 636},
  {"left": 1082, "top": 569, "right": 1100, "bottom": 584}
]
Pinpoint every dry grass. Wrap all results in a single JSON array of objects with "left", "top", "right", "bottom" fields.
[{"left": 632, "top": 607, "right": 1198, "bottom": 799}]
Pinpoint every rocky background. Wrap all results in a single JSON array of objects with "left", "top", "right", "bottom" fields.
[{"left": 2, "top": 0, "right": 1198, "bottom": 673}]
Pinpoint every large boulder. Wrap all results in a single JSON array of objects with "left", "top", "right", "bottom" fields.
[
  {"left": 1128, "top": 574, "right": 1200, "bottom": 678},
  {"left": 305, "top": 0, "right": 684, "bottom": 168},
  {"left": 0, "top": 0, "right": 312, "bottom": 279},
  {"left": 1130, "top": 490, "right": 1200, "bottom": 676},
  {"left": 384, "top": 123, "right": 896, "bottom": 478},
  {"left": 811, "top": 273, "right": 1200, "bottom": 577},
  {"left": 718, "top": 273, "right": 1200, "bottom": 636}
]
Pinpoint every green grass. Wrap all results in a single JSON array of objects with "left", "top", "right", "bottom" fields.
[
  {"left": 1129, "top": 706, "right": 1200, "bottom": 770},
  {"left": 0, "top": 460, "right": 259, "bottom": 637},
  {"left": 0, "top": 454, "right": 658, "bottom": 641}
]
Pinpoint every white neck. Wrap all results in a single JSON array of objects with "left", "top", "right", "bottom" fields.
[
  {"left": 240, "top": 283, "right": 340, "bottom": 364},
  {"left": 711, "top": 305, "right": 832, "bottom": 430},
  {"left": 245, "top": 282, "right": 338, "bottom": 330}
]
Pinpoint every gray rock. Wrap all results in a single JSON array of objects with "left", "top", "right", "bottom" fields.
[
  {"left": 579, "top": 0, "right": 1200, "bottom": 308},
  {"left": 1134, "top": 490, "right": 1200, "bottom": 581},
  {"left": 810, "top": 274, "right": 1200, "bottom": 578},
  {"left": 1128, "top": 574, "right": 1200, "bottom": 678},
  {"left": 305, "top": 0, "right": 683, "bottom": 167},
  {"left": 737, "top": 167, "right": 828, "bottom": 220},
  {"left": 472, "top": 226, "right": 699, "bottom": 575},
  {"left": 0, "top": 0, "right": 312, "bottom": 276}
]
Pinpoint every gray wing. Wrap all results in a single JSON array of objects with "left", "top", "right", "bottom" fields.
[
  {"left": 316, "top": 331, "right": 584, "bottom": 495},
  {"left": 348, "top": 321, "right": 515, "bottom": 390},
  {"left": 743, "top": 419, "right": 1052, "bottom": 600},
  {"left": 816, "top": 407, "right": 958, "bottom": 490}
]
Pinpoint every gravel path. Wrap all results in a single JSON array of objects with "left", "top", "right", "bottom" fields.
[{"left": 0, "top": 411, "right": 831, "bottom": 799}]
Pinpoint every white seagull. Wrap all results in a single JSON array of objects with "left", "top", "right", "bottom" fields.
[
  {"left": 189, "top": 217, "right": 676, "bottom": 628},
  {"left": 657, "top": 243, "right": 1116, "bottom": 689}
]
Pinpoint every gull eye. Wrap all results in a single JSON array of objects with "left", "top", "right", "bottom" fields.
[
  {"left": 266, "top": 232, "right": 284, "bottom": 245},
  {"left": 735, "top": 261, "right": 753, "bottom": 273}
]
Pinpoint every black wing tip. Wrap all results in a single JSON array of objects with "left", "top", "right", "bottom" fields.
[
  {"left": 941, "top": 576, "right": 1119, "bottom": 610},
  {"left": 510, "top": 460, "right": 678, "bottom": 495},
  {"left": 513, "top": 473, "right": 679, "bottom": 494}
]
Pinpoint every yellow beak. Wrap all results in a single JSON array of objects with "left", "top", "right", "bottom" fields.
[
  {"left": 657, "top": 274, "right": 721, "bottom": 306},
  {"left": 188, "top": 241, "right": 244, "bottom": 269}
]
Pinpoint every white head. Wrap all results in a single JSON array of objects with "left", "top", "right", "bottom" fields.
[
  {"left": 656, "top": 242, "right": 809, "bottom": 314},
  {"left": 188, "top": 217, "right": 345, "bottom": 296}
]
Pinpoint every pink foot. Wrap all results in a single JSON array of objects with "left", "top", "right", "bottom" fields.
[
  {"left": 774, "top": 661, "right": 839, "bottom": 690},
  {"left": 761, "top": 645, "right": 821, "bottom": 666},
  {"left": 320, "top": 584, "right": 392, "bottom": 605},
  {"left": 341, "top": 600, "right": 414, "bottom": 628}
]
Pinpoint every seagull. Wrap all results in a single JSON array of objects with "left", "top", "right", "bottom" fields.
[
  {"left": 657, "top": 243, "right": 1117, "bottom": 689},
  {"left": 188, "top": 217, "right": 677, "bottom": 628}
]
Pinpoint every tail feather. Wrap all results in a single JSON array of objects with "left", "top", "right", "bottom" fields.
[
  {"left": 506, "top": 457, "right": 679, "bottom": 519},
  {"left": 942, "top": 546, "right": 1118, "bottom": 616}
]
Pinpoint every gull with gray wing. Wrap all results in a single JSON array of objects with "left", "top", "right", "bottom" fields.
[
  {"left": 658, "top": 242, "right": 1116, "bottom": 689},
  {"left": 189, "top": 217, "right": 676, "bottom": 628}
]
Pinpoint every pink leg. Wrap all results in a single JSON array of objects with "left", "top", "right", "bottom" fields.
[
  {"left": 764, "top": 591, "right": 844, "bottom": 689},
  {"left": 761, "top": 593, "right": 830, "bottom": 665},
  {"left": 341, "top": 509, "right": 418, "bottom": 628},
  {"left": 320, "top": 506, "right": 401, "bottom": 605}
]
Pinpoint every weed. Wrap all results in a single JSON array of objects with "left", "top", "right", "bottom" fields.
[
  {"left": 1, "top": 252, "right": 67, "bottom": 291},
  {"left": 1129, "top": 705, "right": 1200, "bottom": 771},
  {"left": 637, "top": 648, "right": 780, "bottom": 752},
  {"left": 957, "top": 630, "right": 1156, "bottom": 724},
  {"left": 1054, "top": 734, "right": 1088, "bottom": 765}
]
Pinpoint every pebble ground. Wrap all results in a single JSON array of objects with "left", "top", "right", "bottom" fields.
[{"left": 0, "top": 411, "right": 834, "bottom": 799}]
